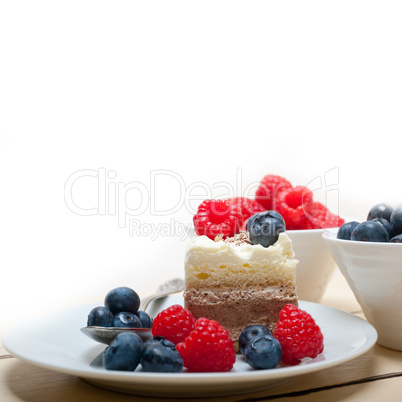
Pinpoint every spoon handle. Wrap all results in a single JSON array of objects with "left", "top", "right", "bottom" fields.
[
  {"left": 139, "top": 278, "right": 184, "bottom": 311},
  {"left": 139, "top": 292, "right": 169, "bottom": 312}
]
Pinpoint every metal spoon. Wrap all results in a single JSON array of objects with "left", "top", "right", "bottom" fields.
[
  {"left": 81, "top": 278, "right": 184, "bottom": 344},
  {"left": 138, "top": 278, "right": 184, "bottom": 311}
]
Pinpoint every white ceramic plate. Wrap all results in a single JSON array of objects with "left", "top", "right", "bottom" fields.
[{"left": 3, "top": 296, "right": 377, "bottom": 398}]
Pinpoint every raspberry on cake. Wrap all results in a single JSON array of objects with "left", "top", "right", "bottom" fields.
[
  {"left": 193, "top": 199, "right": 243, "bottom": 240},
  {"left": 184, "top": 206, "right": 299, "bottom": 352}
]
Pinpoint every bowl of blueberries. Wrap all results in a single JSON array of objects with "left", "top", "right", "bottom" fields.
[{"left": 322, "top": 203, "right": 402, "bottom": 351}]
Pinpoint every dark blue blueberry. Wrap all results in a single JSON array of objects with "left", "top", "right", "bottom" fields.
[
  {"left": 390, "top": 206, "right": 402, "bottom": 236},
  {"left": 249, "top": 211, "right": 286, "bottom": 248},
  {"left": 337, "top": 221, "right": 360, "bottom": 240},
  {"left": 389, "top": 234, "right": 402, "bottom": 243},
  {"left": 112, "top": 312, "right": 142, "bottom": 328},
  {"left": 372, "top": 218, "right": 395, "bottom": 239},
  {"left": 246, "top": 211, "right": 284, "bottom": 232},
  {"left": 104, "top": 287, "right": 140, "bottom": 315},
  {"left": 239, "top": 325, "right": 272, "bottom": 355},
  {"left": 140, "top": 337, "right": 183, "bottom": 373},
  {"left": 269, "top": 210, "right": 286, "bottom": 224},
  {"left": 135, "top": 311, "right": 153, "bottom": 328},
  {"left": 87, "top": 306, "right": 114, "bottom": 327},
  {"left": 367, "top": 203, "right": 393, "bottom": 222},
  {"left": 246, "top": 213, "right": 258, "bottom": 232},
  {"left": 244, "top": 334, "right": 282, "bottom": 369},
  {"left": 103, "top": 332, "right": 144, "bottom": 371},
  {"left": 351, "top": 221, "right": 389, "bottom": 242}
]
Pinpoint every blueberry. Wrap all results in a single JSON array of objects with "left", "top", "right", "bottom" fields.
[
  {"left": 104, "top": 287, "right": 140, "bottom": 315},
  {"left": 239, "top": 325, "right": 272, "bottom": 355},
  {"left": 246, "top": 211, "right": 284, "bottom": 232},
  {"left": 249, "top": 211, "right": 286, "bottom": 248},
  {"left": 372, "top": 218, "right": 395, "bottom": 239},
  {"left": 87, "top": 306, "right": 114, "bottom": 327},
  {"left": 390, "top": 206, "right": 402, "bottom": 235},
  {"left": 367, "top": 203, "right": 393, "bottom": 222},
  {"left": 389, "top": 234, "right": 402, "bottom": 243},
  {"left": 112, "top": 312, "right": 142, "bottom": 328},
  {"left": 351, "top": 221, "right": 389, "bottom": 242},
  {"left": 103, "top": 332, "right": 144, "bottom": 371},
  {"left": 135, "top": 310, "right": 153, "bottom": 328},
  {"left": 246, "top": 214, "right": 258, "bottom": 232},
  {"left": 272, "top": 210, "right": 285, "bottom": 224},
  {"left": 337, "top": 221, "right": 360, "bottom": 240},
  {"left": 244, "top": 334, "right": 282, "bottom": 369},
  {"left": 140, "top": 337, "right": 183, "bottom": 373}
]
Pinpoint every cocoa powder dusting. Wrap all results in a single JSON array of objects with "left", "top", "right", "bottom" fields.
[{"left": 223, "top": 231, "right": 251, "bottom": 246}]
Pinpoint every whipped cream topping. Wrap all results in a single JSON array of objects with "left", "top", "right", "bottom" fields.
[
  {"left": 221, "top": 231, "right": 252, "bottom": 246},
  {"left": 184, "top": 231, "right": 299, "bottom": 288}
]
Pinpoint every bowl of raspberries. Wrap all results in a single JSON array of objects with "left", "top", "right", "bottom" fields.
[
  {"left": 253, "top": 174, "right": 344, "bottom": 303},
  {"left": 192, "top": 174, "right": 345, "bottom": 303},
  {"left": 323, "top": 203, "right": 402, "bottom": 351}
]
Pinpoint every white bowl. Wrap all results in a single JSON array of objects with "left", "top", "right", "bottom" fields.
[
  {"left": 322, "top": 229, "right": 402, "bottom": 351},
  {"left": 287, "top": 228, "right": 338, "bottom": 303}
]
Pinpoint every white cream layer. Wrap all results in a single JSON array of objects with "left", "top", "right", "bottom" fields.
[{"left": 184, "top": 232, "right": 298, "bottom": 288}]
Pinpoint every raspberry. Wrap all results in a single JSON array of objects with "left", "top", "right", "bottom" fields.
[
  {"left": 273, "top": 304, "right": 324, "bottom": 366},
  {"left": 227, "top": 197, "right": 265, "bottom": 221},
  {"left": 176, "top": 317, "right": 236, "bottom": 372},
  {"left": 255, "top": 175, "right": 292, "bottom": 210},
  {"left": 302, "top": 202, "right": 345, "bottom": 229},
  {"left": 193, "top": 199, "right": 243, "bottom": 240},
  {"left": 152, "top": 304, "right": 196, "bottom": 345},
  {"left": 276, "top": 186, "right": 313, "bottom": 229}
]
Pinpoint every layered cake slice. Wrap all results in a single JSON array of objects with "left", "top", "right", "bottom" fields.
[{"left": 184, "top": 199, "right": 299, "bottom": 351}]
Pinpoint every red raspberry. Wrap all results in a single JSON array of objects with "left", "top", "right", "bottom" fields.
[
  {"left": 176, "top": 317, "right": 236, "bottom": 372},
  {"left": 273, "top": 304, "right": 324, "bottom": 366},
  {"left": 302, "top": 202, "right": 344, "bottom": 229},
  {"left": 255, "top": 175, "right": 292, "bottom": 210},
  {"left": 152, "top": 304, "right": 196, "bottom": 345},
  {"left": 227, "top": 197, "right": 265, "bottom": 221},
  {"left": 276, "top": 186, "right": 313, "bottom": 229},
  {"left": 193, "top": 199, "right": 243, "bottom": 240}
]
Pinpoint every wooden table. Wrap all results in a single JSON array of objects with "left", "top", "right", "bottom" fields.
[{"left": 1, "top": 269, "right": 401, "bottom": 402}]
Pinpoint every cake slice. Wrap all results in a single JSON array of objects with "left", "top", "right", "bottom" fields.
[{"left": 184, "top": 230, "right": 298, "bottom": 352}]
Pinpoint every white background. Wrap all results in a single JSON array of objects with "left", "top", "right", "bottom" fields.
[{"left": 1, "top": 1, "right": 401, "bottom": 336}]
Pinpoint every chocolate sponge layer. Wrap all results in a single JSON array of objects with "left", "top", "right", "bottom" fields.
[{"left": 184, "top": 286, "right": 298, "bottom": 352}]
